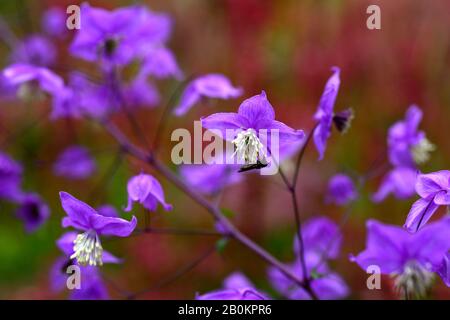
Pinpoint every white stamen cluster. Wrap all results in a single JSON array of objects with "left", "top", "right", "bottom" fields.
[
  {"left": 71, "top": 230, "right": 103, "bottom": 266},
  {"left": 232, "top": 128, "right": 266, "bottom": 165},
  {"left": 393, "top": 262, "right": 434, "bottom": 299},
  {"left": 412, "top": 138, "right": 435, "bottom": 165}
]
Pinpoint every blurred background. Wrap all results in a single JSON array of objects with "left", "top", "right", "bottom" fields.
[{"left": 0, "top": 0, "right": 449, "bottom": 299}]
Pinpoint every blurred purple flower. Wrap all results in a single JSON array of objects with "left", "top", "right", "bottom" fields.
[
  {"left": 2, "top": 63, "right": 64, "bottom": 96},
  {"left": 201, "top": 91, "right": 304, "bottom": 168},
  {"left": 125, "top": 173, "right": 172, "bottom": 212},
  {"left": 313, "top": 67, "right": 352, "bottom": 160},
  {"left": 388, "top": 105, "right": 434, "bottom": 168},
  {"left": 434, "top": 253, "right": 449, "bottom": 287},
  {"left": 15, "top": 193, "right": 50, "bottom": 233},
  {"left": 294, "top": 216, "right": 342, "bottom": 260},
  {"left": 0, "top": 150, "right": 23, "bottom": 201},
  {"left": 351, "top": 218, "right": 450, "bottom": 297},
  {"left": 122, "top": 74, "right": 160, "bottom": 108},
  {"left": 11, "top": 34, "right": 57, "bottom": 67},
  {"left": 174, "top": 74, "right": 242, "bottom": 116},
  {"left": 70, "top": 4, "right": 171, "bottom": 68},
  {"left": 197, "top": 272, "right": 269, "bottom": 300},
  {"left": 326, "top": 174, "right": 357, "bottom": 205},
  {"left": 180, "top": 163, "right": 242, "bottom": 195},
  {"left": 268, "top": 252, "right": 349, "bottom": 300},
  {"left": 141, "top": 47, "right": 183, "bottom": 80},
  {"left": 96, "top": 205, "right": 119, "bottom": 218},
  {"left": 42, "top": 7, "right": 67, "bottom": 38},
  {"left": 53, "top": 145, "right": 96, "bottom": 180},
  {"left": 60, "top": 192, "right": 137, "bottom": 266},
  {"left": 372, "top": 167, "right": 417, "bottom": 203},
  {"left": 404, "top": 170, "right": 450, "bottom": 233}
]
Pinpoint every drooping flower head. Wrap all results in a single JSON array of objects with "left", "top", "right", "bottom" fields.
[
  {"left": 125, "top": 173, "right": 172, "bottom": 212},
  {"left": 351, "top": 218, "right": 450, "bottom": 298},
  {"left": 15, "top": 193, "right": 50, "bottom": 233},
  {"left": 404, "top": 170, "right": 450, "bottom": 233},
  {"left": 53, "top": 145, "right": 96, "bottom": 180},
  {"left": 70, "top": 3, "right": 171, "bottom": 68},
  {"left": 201, "top": 91, "right": 304, "bottom": 170},
  {"left": 388, "top": 105, "right": 434, "bottom": 168},
  {"left": 60, "top": 192, "right": 137, "bottom": 266},
  {"left": 196, "top": 272, "right": 269, "bottom": 300},
  {"left": 372, "top": 167, "right": 418, "bottom": 203},
  {"left": 326, "top": 174, "right": 357, "bottom": 206},
  {"left": 313, "top": 67, "right": 353, "bottom": 160},
  {"left": 174, "top": 74, "right": 242, "bottom": 116}
]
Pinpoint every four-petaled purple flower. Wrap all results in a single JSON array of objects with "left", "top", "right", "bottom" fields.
[
  {"left": 326, "top": 174, "right": 357, "bottom": 206},
  {"left": 174, "top": 74, "right": 242, "bottom": 116},
  {"left": 53, "top": 145, "right": 96, "bottom": 180},
  {"left": 201, "top": 91, "right": 304, "bottom": 168},
  {"left": 60, "top": 191, "right": 137, "bottom": 266},
  {"left": 351, "top": 217, "right": 450, "bottom": 298},
  {"left": 404, "top": 170, "right": 450, "bottom": 233},
  {"left": 313, "top": 67, "right": 353, "bottom": 160},
  {"left": 388, "top": 105, "right": 434, "bottom": 168},
  {"left": 125, "top": 173, "right": 173, "bottom": 212},
  {"left": 196, "top": 272, "right": 269, "bottom": 300}
]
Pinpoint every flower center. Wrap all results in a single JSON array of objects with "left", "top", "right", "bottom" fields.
[
  {"left": 412, "top": 138, "right": 435, "bottom": 165},
  {"left": 232, "top": 128, "right": 266, "bottom": 165},
  {"left": 70, "top": 230, "right": 103, "bottom": 267},
  {"left": 393, "top": 262, "right": 434, "bottom": 299}
]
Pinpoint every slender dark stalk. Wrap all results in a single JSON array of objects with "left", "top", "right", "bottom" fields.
[
  {"left": 292, "top": 123, "right": 318, "bottom": 188},
  {"left": 102, "top": 120, "right": 308, "bottom": 289}
]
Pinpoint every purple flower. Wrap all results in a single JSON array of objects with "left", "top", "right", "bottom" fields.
[
  {"left": 15, "top": 193, "right": 50, "bottom": 233},
  {"left": 351, "top": 218, "right": 450, "bottom": 297},
  {"left": 197, "top": 272, "right": 269, "bottom": 300},
  {"left": 11, "top": 34, "right": 57, "bottom": 67},
  {"left": 60, "top": 191, "right": 137, "bottom": 266},
  {"left": 2, "top": 63, "right": 64, "bottom": 96},
  {"left": 53, "top": 145, "right": 96, "bottom": 180},
  {"left": 388, "top": 105, "right": 434, "bottom": 168},
  {"left": 404, "top": 170, "right": 450, "bottom": 233},
  {"left": 326, "top": 174, "right": 357, "bottom": 205},
  {"left": 42, "top": 7, "right": 67, "bottom": 38},
  {"left": 174, "top": 74, "right": 242, "bottom": 116},
  {"left": 372, "top": 167, "right": 418, "bottom": 203},
  {"left": 125, "top": 173, "right": 172, "bottom": 212},
  {"left": 270, "top": 217, "right": 348, "bottom": 300},
  {"left": 313, "top": 67, "right": 352, "bottom": 160},
  {"left": 50, "top": 231, "right": 120, "bottom": 295},
  {"left": 180, "top": 163, "right": 243, "bottom": 195},
  {"left": 294, "top": 216, "right": 342, "bottom": 260},
  {"left": 122, "top": 74, "right": 160, "bottom": 108},
  {"left": 201, "top": 91, "right": 304, "bottom": 168},
  {"left": 70, "top": 4, "right": 171, "bottom": 68},
  {"left": 268, "top": 252, "right": 349, "bottom": 300},
  {"left": 434, "top": 253, "right": 450, "bottom": 287},
  {"left": 0, "top": 150, "right": 23, "bottom": 201},
  {"left": 141, "top": 47, "right": 183, "bottom": 80}
]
